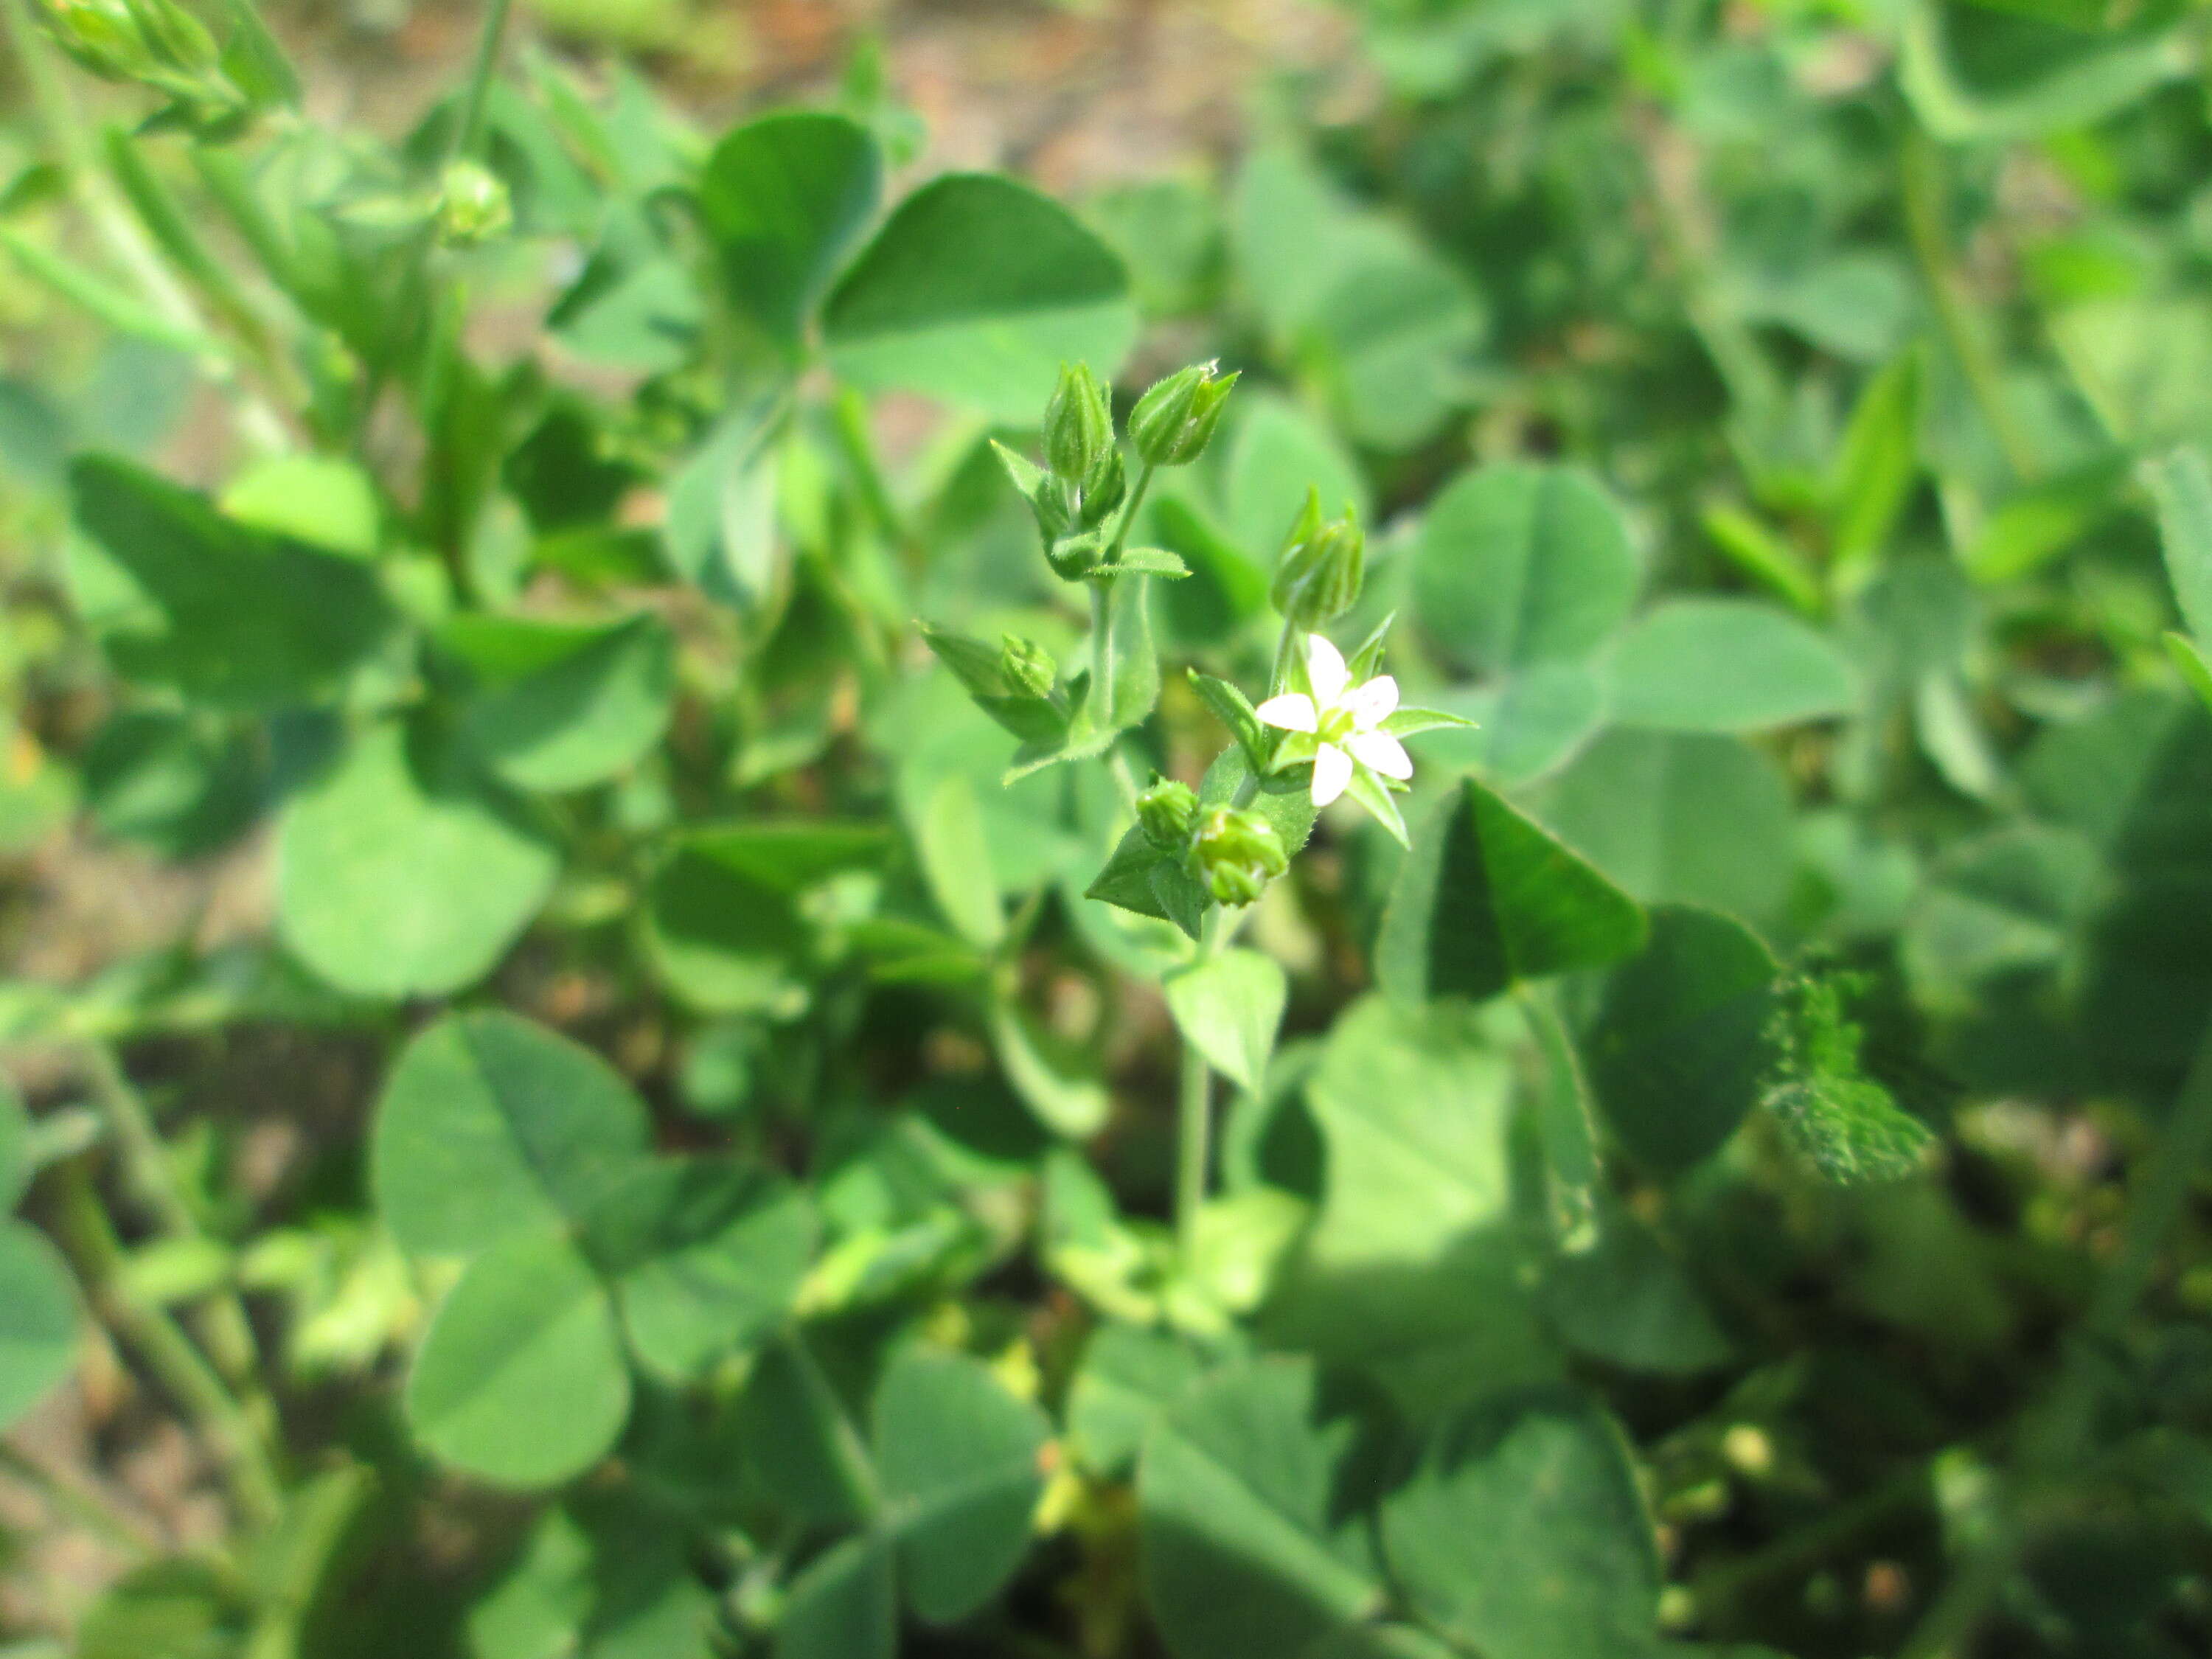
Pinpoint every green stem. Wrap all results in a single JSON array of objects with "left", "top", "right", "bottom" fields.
[
  {"left": 450, "top": 0, "right": 517, "bottom": 165},
  {"left": 1900, "top": 1021, "right": 2212, "bottom": 1658},
  {"left": 1107, "top": 459, "right": 1157, "bottom": 564},
  {"left": 0, "top": 1441, "right": 165, "bottom": 1557},
  {"left": 1175, "top": 909, "right": 1230, "bottom": 1255},
  {"left": 1901, "top": 122, "right": 2037, "bottom": 484},
  {"left": 832, "top": 386, "right": 914, "bottom": 571},
  {"left": 54, "top": 1164, "right": 283, "bottom": 1528}
]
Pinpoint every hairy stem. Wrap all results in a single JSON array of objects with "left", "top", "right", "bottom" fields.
[{"left": 1175, "top": 909, "right": 1230, "bottom": 1255}]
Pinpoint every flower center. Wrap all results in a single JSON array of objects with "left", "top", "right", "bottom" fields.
[{"left": 1318, "top": 706, "right": 1355, "bottom": 745}]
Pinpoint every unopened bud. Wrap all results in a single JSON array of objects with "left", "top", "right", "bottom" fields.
[
  {"left": 1270, "top": 488, "right": 1364, "bottom": 629},
  {"left": 1072, "top": 445, "right": 1126, "bottom": 530},
  {"left": 1128, "top": 361, "right": 1237, "bottom": 467},
  {"left": 131, "top": 0, "right": 216, "bottom": 74},
  {"left": 39, "top": 0, "right": 156, "bottom": 80},
  {"left": 437, "top": 159, "right": 512, "bottom": 246},
  {"left": 1000, "top": 634, "right": 1057, "bottom": 700},
  {"left": 1135, "top": 778, "right": 1199, "bottom": 850},
  {"left": 1186, "top": 807, "right": 1287, "bottom": 907},
  {"left": 1043, "top": 362, "right": 1113, "bottom": 486}
]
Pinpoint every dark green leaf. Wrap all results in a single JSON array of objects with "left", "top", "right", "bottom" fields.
[
  {"left": 1605, "top": 599, "right": 1858, "bottom": 732},
  {"left": 0, "top": 1220, "right": 77, "bottom": 1431},
  {"left": 698, "top": 111, "right": 880, "bottom": 345},
  {"left": 442, "top": 612, "right": 676, "bottom": 793}
]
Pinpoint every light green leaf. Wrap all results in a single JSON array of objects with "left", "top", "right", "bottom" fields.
[
  {"left": 1583, "top": 905, "right": 1780, "bottom": 1175},
  {"left": 2145, "top": 446, "right": 2212, "bottom": 642},
  {"left": 823, "top": 174, "right": 1135, "bottom": 421},
  {"left": 1412, "top": 464, "right": 1639, "bottom": 675},
  {"left": 1530, "top": 729, "right": 1797, "bottom": 927},
  {"left": 583, "top": 1161, "right": 816, "bottom": 1380},
  {"left": 0, "top": 1220, "right": 77, "bottom": 1431},
  {"left": 404, "top": 1228, "right": 631, "bottom": 1489},
  {"left": 1164, "top": 948, "right": 1288, "bottom": 1094},
  {"left": 218, "top": 453, "right": 380, "bottom": 557},
  {"left": 276, "top": 720, "right": 559, "bottom": 999},
  {"left": 372, "top": 1011, "right": 652, "bottom": 1259},
  {"left": 1379, "top": 1388, "right": 1660, "bottom": 1659},
  {"left": 698, "top": 111, "right": 880, "bottom": 345},
  {"left": 1376, "top": 775, "right": 1646, "bottom": 1006},
  {"left": 1066, "top": 1324, "right": 1208, "bottom": 1478},
  {"left": 440, "top": 612, "right": 676, "bottom": 793},
  {"left": 906, "top": 771, "right": 1006, "bottom": 948},
  {"left": 988, "top": 994, "right": 1110, "bottom": 1139},
  {"left": 873, "top": 1346, "right": 1048, "bottom": 1624},
  {"left": 2167, "top": 632, "right": 2212, "bottom": 714},
  {"left": 1605, "top": 599, "right": 1857, "bottom": 732},
  {"left": 69, "top": 455, "right": 397, "bottom": 712},
  {"left": 1224, "top": 394, "right": 1368, "bottom": 564},
  {"left": 1138, "top": 1358, "right": 1386, "bottom": 1659},
  {"left": 777, "top": 1534, "right": 896, "bottom": 1659}
]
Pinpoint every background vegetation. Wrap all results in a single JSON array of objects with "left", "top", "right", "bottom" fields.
[{"left": 6, "top": 1, "right": 2212, "bottom": 1658}]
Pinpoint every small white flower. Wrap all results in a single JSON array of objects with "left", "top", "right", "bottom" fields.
[{"left": 1254, "top": 633, "right": 1413, "bottom": 807}]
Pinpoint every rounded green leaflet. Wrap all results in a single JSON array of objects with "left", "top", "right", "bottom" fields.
[
  {"left": 698, "top": 110, "right": 881, "bottom": 347},
  {"left": 0, "top": 1220, "right": 80, "bottom": 1431},
  {"left": 1604, "top": 599, "right": 1858, "bottom": 733},
  {"left": 440, "top": 612, "right": 677, "bottom": 794},
  {"left": 1138, "top": 1357, "right": 1386, "bottom": 1659},
  {"left": 1378, "top": 1387, "right": 1661, "bottom": 1659},
  {"left": 580, "top": 1159, "right": 817, "bottom": 1380},
  {"left": 1583, "top": 904, "right": 1781, "bottom": 1175},
  {"left": 372, "top": 1010, "right": 653, "bottom": 1260},
  {"left": 1411, "top": 462, "right": 1639, "bottom": 676},
  {"left": 776, "top": 1533, "right": 896, "bottom": 1659},
  {"left": 873, "top": 1345, "right": 1051, "bottom": 1625},
  {"left": 821, "top": 173, "right": 1136, "bottom": 422},
  {"left": 404, "top": 1227, "right": 630, "bottom": 1489},
  {"left": 1531, "top": 728, "right": 1797, "bottom": 928},
  {"left": 276, "top": 718, "right": 559, "bottom": 998}
]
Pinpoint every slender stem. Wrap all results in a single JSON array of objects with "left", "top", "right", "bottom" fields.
[
  {"left": 1175, "top": 910, "right": 1230, "bottom": 1255},
  {"left": 1900, "top": 1022, "right": 2212, "bottom": 1658},
  {"left": 78, "top": 1047, "right": 274, "bottom": 1430},
  {"left": 450, "top": 0, "right": 518, "bottom": 165},
  {"left": 53, "top": 1164, "right": 283, "bottom": 1528},
  {"left": 0, "top": 1441, "right": 165, "bottom": 1557},
  {"left": 1090, "top": 577, "right": 1119, "bottom": 717},
  {"left": 832, "top": 386, "right": 914, "bottom": 572},
  {"left": 1901, "top": 122, "right": 2037, "bottom": 484},
  {"left": 1107, "top": 459, "right": 1157, "bottom": 564}
]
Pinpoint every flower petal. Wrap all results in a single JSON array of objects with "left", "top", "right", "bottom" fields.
[
  {"left": 1340, "top": 673, "right": 1399, "bottom": 730},
  {"left": 1254, "top": 692, "right": 1319, "bottom": 733},
  {"left": 1349, "top": 730, "right": 1413, "bottom": 780},
  {"left": 1310, "top": 742, "right": 1353, "bottom": 807},
  {"left": 1304, "top": 633, "right": 1350, "bottom": 707}
]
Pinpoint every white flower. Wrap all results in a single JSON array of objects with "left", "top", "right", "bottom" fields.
[{"left": 1254, "top": 633, "right": 1413, "bottom": 807}]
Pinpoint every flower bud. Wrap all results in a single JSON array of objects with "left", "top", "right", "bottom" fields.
[
  {"left": 1270, "top": 489, "right": 1364, "bottom": 629},
  {"left": 1186, "top": 807, "right": 1287, "bottom": 907},
  {"left": 1135, "top": 778, "right": 1200, "bottom": 850},
  {"left": 1128, "top": 361, "right": 1237, "bottom": 467},
  {"left": 1072, "top": 445, "right": 1126, "bottom": 530},
  {"left": 1000, "top": 634, "right": 1057, "bottom": 701},
  {"left": 436, "top": 159, "right": 513, "bottom": 246},
  {"left": 131, "top": 0, "right": 216, "bottom": 74},
  {"left": 1043, "top": 362, "right": 1113, "bottom": 486},
  {"left": 39, "top": 0, "right": 156, "bottom": 80}
]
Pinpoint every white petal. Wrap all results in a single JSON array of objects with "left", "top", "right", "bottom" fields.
[
  {"left": 1254, "top": 692, "right": 1319, "bottom": 733},
  {"left": 1340, "top": 674, "right": 1399, "bottom": 730},
  {"left": 1310, "top": 742, "right": 1353, "bottom": 807},
  {"left": 1304, "top": 634, "right": 1350, "bottom": 707},
  {"left": 1349, "top": 730, "right": 1413, "bottom": 780}
]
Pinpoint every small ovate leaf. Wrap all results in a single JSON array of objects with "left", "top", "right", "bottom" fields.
[
  {"left": 0, "top": 1220, "right": 79, "bottom": 1431},
  {"left": 1138, "top": 1358, "right": 1387, "bottom": 1659},
  {"left": 276, "top": 720, "right": 559, "bottom": 1000},
  {"left": 1761, "top": 973, "right": 1936, "bottom": 1184},
  {"left": 988, "top": 994, "right": 1111, "bottom": 1138},
  {"left": 1102, "top": 546, "right": 1192, "bottom": 578},
  {"left": 1582, "top": 905, "right": 1780, "bottom": 1175},
  {"left": 371, "top": 1010, "right": 653, "bottom": 1259},
  {"left": 2145, "top": 446, "right": 2212, "bottom": 641},
  {"left": 1377, "top": 706, "right": 1478, "bottom": 739},
  {"left": 441, "top": 612, "right": 677, "bottom": 793},
  {"left": 698, "top": 111, "right": 881, "bottom": 345},
  {"left": 1340, "top": 766, "right": 1411, "bottom": 849},
  {"left": 1086, "top": 825, "right": 1181, "bottom": 924},
  {"left": 404, "top": 1228, "right": 631, "bottom": 1489},
  {"left": 1378, "top": 1388, "right": 1660, "bottom": 1659},
  {"left": 874, "top": 1346, "right": 1050, "bottom": 1624},
  {"left": 1377, "top": 776, "right": 1646, "bottom": 1006},
  {"left": 822, "top": 173, "right": 1135, "bottom": 421},
  {"left": 218, "top": 453, "right": 380, "bottom": 557},
  {"left": 921, "top": 624, "right": 1068, "bottom": 748},
  {"left": 1605, "top": 599, "right": 1858, "bottom": 732},
  {"left": 908, "top": 771, "right": 1006, "bottom": 947},
  {"left": 1164, "top": 948, "right": 1287, "bottom": 1093},
  {"left": 1189, "top": 670, "right": 1267, "bottom": 771}
]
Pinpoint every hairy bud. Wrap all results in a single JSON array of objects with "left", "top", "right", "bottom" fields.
[
  {"left": 1270, "top": 487, "right": 1364, "bottom": 629},
  {"left": 1043, "top": 362, "right": 1114, "bottom": 487},
  {"left": 999, "top": 634, "right": 1057, "bottom": 701},
  {"left": 1186, "top": 807, "right": 1288, "bottom": 907},
  {"left": 1128, "top": 361, "right": 1237, "bottom": 467},
  {"left": 436, "top": 159, "right": 513, "bottom": 247},
  {"left": 1135, "top": 778, "right": 1200, "bottom": 851}
]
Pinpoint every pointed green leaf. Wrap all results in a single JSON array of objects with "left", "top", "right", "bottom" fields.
[{"left": 1164, "top": 948, "right": 1287, "bottom": 1093}]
